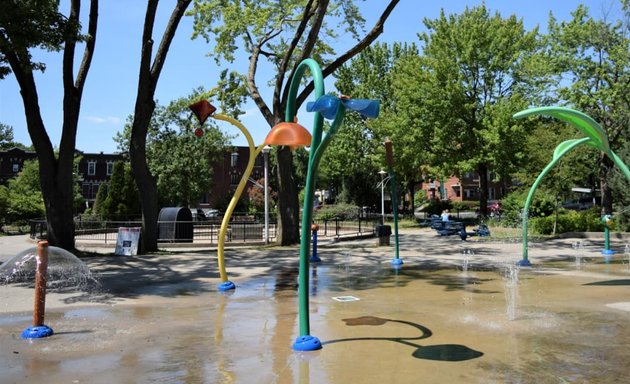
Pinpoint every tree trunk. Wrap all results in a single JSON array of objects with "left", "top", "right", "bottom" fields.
[
  {"left": 599, "top": 154, "right": 614, "bottom": 216},
  {"left": 407, "top": 181, "right": 415, "bottom": 213},
  {"left": 5, "top": 0, "right": 98, "bottom": 251},
  {"left": 275, "top": 147, "right": 300, "bottom": 245},
  {"left": 478, "top": 163, "right": 489, "bottom": 218},
  {"left": 130, "top": 109, "right": 159, "bottom": 252},
  {"left": 128, "top": 0, "right": 191, "bottom": 252}
]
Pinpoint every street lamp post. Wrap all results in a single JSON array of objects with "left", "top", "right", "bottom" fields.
[
  {"left": 262, "top": 145, "right": 271, "bottom": 245},
  {"left": 263, "top": 58, "right": 379, "bottom": 351}
]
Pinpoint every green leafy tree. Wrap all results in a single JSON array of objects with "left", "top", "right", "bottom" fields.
[
  {"left": 0, "top": 123, "right": 27, "bottom": 149},
  {"left": 189, "top": 0, "right": 400, "bottom": 245},
  {"left": 0, "top": 0, "right": 98, "bottom": 249},
  {"left": 5, "top": 160, "right": 45, "bottom": 224},
  {"left": 611, "top": 139, "right": 630, "bottom": 230},
  {"left": 546, "top": 2, "right": 630, "bottom": 216},
  {"left": 99, "top": 161, "right": 140, "bottom": 220},
  {"left": 410, "top": 5, "right": 539, "bottom": 216},
  {"left": 116, "top": 90, "right": 230, "bottom": 208},
  {"left": 92, "top": 182, "right": 107, "bottom": 217},
  {"left": 318, "top": 42, "right": 424, "bottom": 209},
  {"left": 322, "top": 43, "right": 410, "bottom": 208},
  {"left": 0, "top": 185, "right": 9, "bottom": 225}
]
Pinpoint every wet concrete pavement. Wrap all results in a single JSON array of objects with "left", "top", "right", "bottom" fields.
[{"left": 1, "top": 229, "right": 630, "bottom": 383}]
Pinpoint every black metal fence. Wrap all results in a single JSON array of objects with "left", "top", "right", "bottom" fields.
[{"left": 30, "top": 216, "right": 377, "bottom": 244}]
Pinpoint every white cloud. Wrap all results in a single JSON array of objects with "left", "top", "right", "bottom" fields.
[{"left": 84, "top": 115, "right": 122, "bottom": 125}]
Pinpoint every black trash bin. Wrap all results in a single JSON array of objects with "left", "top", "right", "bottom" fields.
[
  {"left": 158, "top": 207, "right": 193, "bottom": 243},
  {"left": 376, "top": 224, "right": 391, "bottom": 246}
]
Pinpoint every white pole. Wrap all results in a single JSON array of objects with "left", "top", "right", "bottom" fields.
[
  {"left": 263, "top": 146, "right": 270, "bottom": 244},
  {"left": 379, "top": 170, "right": 387, "bottom": 224}
]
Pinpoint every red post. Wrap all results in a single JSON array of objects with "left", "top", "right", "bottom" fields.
[{"left": 32, "top": 241, "right": 49, "bottom": 327}]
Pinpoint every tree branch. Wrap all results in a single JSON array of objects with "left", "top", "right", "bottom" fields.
[
  {"left": 273, "top": 0, "right": 316, "bottom": 114},
  {"left": 296, "top": 0, "right": 399, "bottom": 107},
  {"left": 75, "top": 0, "right": 98, "bottom": 93},
  {"left": 150, "top": 0, "right": 192, "bottom": 94},
  {"left": 248, "top": 30, "right": 284, "bottom": 125}
]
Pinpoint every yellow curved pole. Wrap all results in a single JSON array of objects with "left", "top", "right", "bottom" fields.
[{"left": 213, "top": 113, "right": 264, "bottom": 287}]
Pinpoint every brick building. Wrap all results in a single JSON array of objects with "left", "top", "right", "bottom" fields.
[
  {"left": 418, "top": 171, "right": 509, "bottom": 203},
  {"left": 0, "top": 146, "right": 265, "bottom": 211},
  {"left": 0, "top": 147, "right": 37, "bottom": 184},
  {"left": 198, "top": 146, "right": 267, "bottom": 208}
]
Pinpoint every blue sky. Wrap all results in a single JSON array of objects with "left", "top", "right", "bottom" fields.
[{"left": 0, "top": 0, "right": 619, "bottom": 153}]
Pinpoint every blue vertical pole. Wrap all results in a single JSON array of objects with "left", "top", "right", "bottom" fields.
[{"left": 310, "top": 224, "right": 321, "bottom": 262}]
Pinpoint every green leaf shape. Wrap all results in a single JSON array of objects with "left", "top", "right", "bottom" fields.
[{"left": 513, "top": 106, "right": 610, "bottom": 154}]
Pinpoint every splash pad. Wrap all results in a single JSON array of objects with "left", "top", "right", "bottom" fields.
[{"left": 1, "top": 231, "right": 629, "bottom": 382}]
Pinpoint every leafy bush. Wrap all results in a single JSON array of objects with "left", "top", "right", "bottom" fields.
[
  {"left": 500, "top": 189, "right": 556, "bottom": 227},
  {"left": 314, "top": 203, "right": 360, "bottom": 220},
  {"left": 451, "top": 200, "right": 477, "bottom": 211},
  {"left": 529, "top": 208, "right": 602, "bottom": 235},
  {"left": 414, "top": 190, "right": 428, "bottom": 207},
  {"left": 418, "top": 199, "right": 452, "bottom": 216}
]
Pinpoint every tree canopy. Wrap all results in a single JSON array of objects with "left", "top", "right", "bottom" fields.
[
  {"left": 116, "top": 90, "right": 230, "bottom": 208},
  {"left": 189, "top": 0, "right": 399, "bottom": 244},
  {"left": 0, "top": 0, "right": 98, "bottom": 250}
]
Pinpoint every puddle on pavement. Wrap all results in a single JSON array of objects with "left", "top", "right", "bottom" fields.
[{"left": 2, "top": 254, "right": 630, "bottom": 383}]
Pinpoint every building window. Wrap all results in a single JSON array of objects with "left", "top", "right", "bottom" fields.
[
  {"left": 90, "top": 183, "right": 100, "bottom": 200},
  {"left": 12, "top": 163, "right": 19, "bottom": 173},
  {"left": 88, "top": 161, "right": 96, "bottom": 176},
  {"left": 231, "top": 152, "right": 239, "bottom": 168},
  {"left": 106, "top": 162, "right": 114, "bottom": 176},
  {"left": 230, "top": 172, "right": 240, "bottom": 185}
]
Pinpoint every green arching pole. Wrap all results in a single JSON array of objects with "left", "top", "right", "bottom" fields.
[
  {"left": 283, "top": 59, "right": 326, "bottom": 351},
  {"left": 270, "top": 60, "right": 380, "bottom": 351},
  {"left": 515, "top": 106, "right": 630, "bottom": 264},
  {"left": 519, "top": 138, "right": 592, "bottom": 265}
]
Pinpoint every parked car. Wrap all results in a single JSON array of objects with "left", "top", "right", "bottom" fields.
[
  {"left": 195, "top": 208, "right": 207, "bottom": 221},
  {"left": 204, "top": 208, "right": 220, "bottom": 217},
  {"left": 562, "top": 197, "right": 596, "bottom": 211}
]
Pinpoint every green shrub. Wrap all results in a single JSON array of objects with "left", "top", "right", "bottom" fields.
[
  {"left": 314, "top": 203, "right": 360, "bottom": 220},
  {"left": 529, "top": 208, "right": 602, "bottom": 235},
  {"left": 500, "top": 189, "right": 556, "bottom": 227},
  {"left": 451, "top": 200, "right": 477, "bottom": 211},
  {"left": 418, "top": 199, "right": 452, "bottom": 216}
]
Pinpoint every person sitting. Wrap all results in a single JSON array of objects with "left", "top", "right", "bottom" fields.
[{"left": 441, "top": 209, "right": 450, "bottom": 222}]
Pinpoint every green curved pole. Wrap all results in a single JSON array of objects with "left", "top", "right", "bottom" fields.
[
  {"left": 515, "top": 106, "right": 630, "bottom": 264},
  {"left": 213, "top": 114, "right": 264, "bottom": 289},
  {"left": 520, "top": 138, "right": 591, "bottom": 264},
  {"left": 286, "top": 59, "right": 325, "bottom": 342}
]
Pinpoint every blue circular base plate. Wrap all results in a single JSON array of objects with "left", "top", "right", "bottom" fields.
[
  {"left": 390, "top": 258, "right": 403, "bottom": 266},
  {"left": 601, "top": 249, "right": 615, "bottom": 255},
  {"left": 309, "top": 255, "right": 322, "bottom": 262},
  {"left": 516, "top": 259, "right": 532, "bottom": 267},
  {"left": 21, "top": 325, "right": 54, "bottom": 339},
  {"left": 292, "top": 335, "right": 322, "bottom": 351},
  {"left": 218, "top": 281, "right": 236, "bottom": 291}
]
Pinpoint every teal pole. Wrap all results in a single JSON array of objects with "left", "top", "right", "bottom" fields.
[
  {"left": 385, "top": 139, "right": 402, "bottom": 266},
  {"left": 276, "top": 60, "right": 380, "bottom": 351},
  {"left": 284, "top": 59, "right": 325, "bottom": 351},
  {"left": 515, "top": 106, "right": 630, "bottom": 265},
  {"left": 519, "top": 138, "right": 591, "bottom": 265}
]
